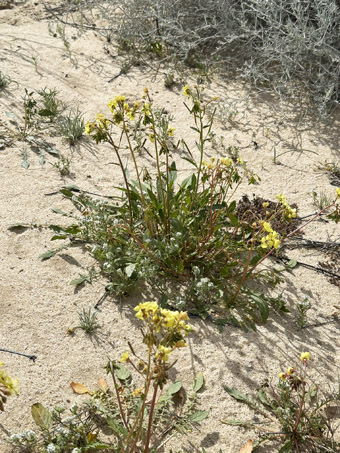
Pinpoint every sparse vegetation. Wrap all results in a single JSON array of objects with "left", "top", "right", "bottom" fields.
[
  {"left": 2, "top": 3, "right": 340, "bottom": 452},
  {"left": 224, "top": 352, "right": 340, "bottom": 452}
]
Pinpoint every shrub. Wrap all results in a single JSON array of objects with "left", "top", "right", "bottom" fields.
[{"left": 49, "top": 0, "right": 340, "bottom": 114}]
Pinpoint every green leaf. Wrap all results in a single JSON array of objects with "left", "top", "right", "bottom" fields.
[
  {"left": 46, "top": 147, "right": 60, "bottom": 156},
  {"left": 286, "top": 258, "right": 297, "bottom": 269},
  {"left": 189, "top": 410, "right": 209, "bottom": 423},
  {"left": 228, "top": 200, "right": 236, "bottom": 213},
  {"left": 51, "top": 208, "right": 68, "bottom": 216},
  {"left": 5, "top": 111, "right": 15, "bottom": 119},
  {"left": 193, "top": 372, "right": 204, "bottom": 393},
  {"left": 40, "top": 249, "right": 57, "bottom": 261},
  {"left": 278, "top": 440, "right": 293, "bottom": 453},
  {"left": 114, "top": 364, "right": 130, "bottom": 381},
  {"left": 21, "top": 159, "right": 30, "bottom": 170},
  {"left": 51, "top": 235, "right": 68, "bottom": 240},
  {"left": 250, "top": 294, "right": 269, "bottom": 323},
  {"left": 250, "top": 254, "right": 261, "bottom": 266},
  {"left": 228, "top": 212, "right": 239, "bottom": 227},
  {"left": 70, "top": 274, "right": 91, "bottom": 286},
  {"left": 8, "top": 223, "right": 30, "bottom": 231},
  {"left": 221, "top": 419, "right": 252, "bottom": 426},
  {"left": 31, "top": 403, "right": 52, "bottom": 430},
  {"left": 39, "top": 154, "right": 45, "bottom": 166},
  {"left": 224, "top": 386, "right": 258, "bottom": 410},
  {"left": 258, "top": 389, "right": 272, "bottom": 407},
  {"left": 106, "top": 417, "right": 129, "bottom": 436},
  {"left": 38, "top": 108, "right": 54, "bottom": 117},
  {"left": 125, "top": 263, "right": 136, "bottom": 278},
  {"left": 167, "top": 381, "right": 182, "bottom": 395}
]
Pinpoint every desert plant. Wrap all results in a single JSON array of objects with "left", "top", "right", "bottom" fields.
[
  {"left": 224, "top": 352, "right": 340, "bottom": 452},
  {"left": 52, "top": 154, "right": 71, "bottom": 176},
  {"left": 312, "top": 189, "right": 333, "bottom": 211},
  {"left": 77, "top": 306, "right": 99, "bottom": 334},
  {"left": 296, "top": 297, "right": 311, "bottom": 330},
  {"left": 0, "top": 71, "right": 13, "bottom": 88},
  {"left": 37, "top": 87, "right": 67, "bottom": 121},
  {"left": 9, "top": 302, "right": 208, "bottom": 452},
  {"left": 37, "top": 87, "right": 340, "bottom": 330},
  {"left": 57, "top": 110, "right": 84, "bottom": 145}
]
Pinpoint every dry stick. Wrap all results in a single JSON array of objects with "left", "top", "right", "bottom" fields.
[
  {"left": 0, "top": 348, "right": 37, "bottom": 362},
  {"left": 278, "top": 256, "right": 340, "bottom": 280}
]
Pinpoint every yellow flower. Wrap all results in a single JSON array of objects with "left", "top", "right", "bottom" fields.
[
  {"left": 167, "top": 126, "right": 175, "bottom": 137},
  {"left": 132, "top": 387, "right": 143, "bottom": 397},
  {"left": 300, "top": 352, "right": 311, "bottom": 361},
  {"left": 237, "top": 157, "right": 244, "bottom": 165},
  {"left": 183, "top": 85, "right": 190, "bottom": 98},
  {"left": 279, "top": 372, "right": 286, "bottom": 381},
  {"left": 134, "top": 301, "right": 159, "bottom": 320},
  {"left": 84, "top": 121, "right": 96, "bottom": 135},
  {"left": 149, "top": 133, "right": 155, "bottom": 143},
  {"left": 202, "top": 157, "right": 216, "bottom": 170},
  {"left": 263, "top": 222, "right": 273, "bottom": 233},
  {"left": 143, "top": 87, "right": 149, "bottom": 94},
  {"left": 127, "top": 109, "right": 136, "bottom": 121},
  {"left": 108, "top": 95, "right": 126, "bottom": 113},
  {"left": 220, "top": 157, "right": 232, "bottom": 167},
  {"left": 95, "top": 113, "right": 110, "bottom": 128},
  {"left": 336, "top": 188, "right": 340, "bottom": 198},
  {"left": 0, "top": 366, "right": 19, "bottom": 396},
  {"left": 155, "top": 345, "right": 171, "bottom": 362},
  {"left": 287, "top": 367, "right": 294, "bottom": 375},
  {"left": 262, "top": 202, "right": 269, "bottom": 209},
  {"left": 120, "top": 352, "right": 129, "bottom": 362}
]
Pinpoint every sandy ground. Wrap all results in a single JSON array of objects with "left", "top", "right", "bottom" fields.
[{"left": 1, "top": 1, "right": 340, "bottom": 452}]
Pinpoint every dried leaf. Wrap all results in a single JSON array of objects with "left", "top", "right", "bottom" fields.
[
  {"left": 240, "top": 439, "right": 253, "bottom": 453},
  {"left": 70, "top": 381, "right": 92, "bottom": 395},
  {"left": 87, "top": 432, "right": 97, "bottom": 443},
  {"left": 97, "top": 378, "right": 108, "bottom": 392}
]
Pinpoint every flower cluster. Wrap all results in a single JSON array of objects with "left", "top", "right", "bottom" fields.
[
  {"left": 276, "top": 193, "right": 296, "bottom": 221},
  {"left": 0, "top": 362, "right": 19, "bottom": 411},
  {"left": 260, "top": 222, "right": 281, "bottom": 250},
  {"left": 131, "top": 302, "right": 193, "bottom": 363},
  {"left": 202, "top": 156, "right": 243, "bottom": 171}
]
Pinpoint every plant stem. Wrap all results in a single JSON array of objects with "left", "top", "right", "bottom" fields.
[
  {"left": 106, "top": 132, "right": 133, "bottom": 227},
  {"left": 122, "top": 119, "right": 146, "bottom": 210},
  {"left": 230, "top": 238, "right": 255, "bottom": 305},
  {"left": 143, "top": 385, "right": 158, "bottom": 453},
  {"left": 109, "top": 362, "right": 129, "bottom": 431}
]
